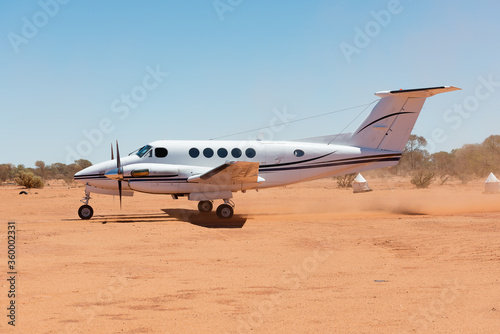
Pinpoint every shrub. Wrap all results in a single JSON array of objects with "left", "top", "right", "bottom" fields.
[
  {"left": 410, "top": 170, "right": 434, "bottom": 189},
  {"left": 15, "top": 171, "right": 44, "bottom": 189},
  {"left": 336, "top": 173, "right": 357, "bottom": 188}
]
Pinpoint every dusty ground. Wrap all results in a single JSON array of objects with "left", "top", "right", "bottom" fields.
[{"left": 1, "top": 177, "right": 499, "bottom": 333}]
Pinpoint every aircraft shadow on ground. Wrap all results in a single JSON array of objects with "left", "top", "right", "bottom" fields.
[
  {"left": 62, "top": 213, "right": 174, "bottom": 224},
  {"left": 161, "top": 209, "right": 247, "bottom": 228},
  {"left": 62, "top": 211, "right": 247, "bottom": 228}
]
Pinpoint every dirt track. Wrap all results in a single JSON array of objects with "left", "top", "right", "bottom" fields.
[{"left": 1, "top": 178, "right": 499, "bottom": 333}]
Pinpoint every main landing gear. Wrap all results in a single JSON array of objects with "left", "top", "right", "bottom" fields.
[
  {"left": 77, "top": 193, "right": 234, "bottom": 220},
  {"left": 197, "top": 199, "right": 234, "bottom": 219},
  {"left": 197, "top": 200, "right": 213, "bottom": 213},
  {"left": 78, "top": 190, "right": 94, "bottom": 220}
]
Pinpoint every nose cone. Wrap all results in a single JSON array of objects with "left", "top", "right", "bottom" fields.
[
  {"left": 74, "top": 167, "right": 88, "bottom": 178},
  {"left": 73, "top": 160, "right": 115, "bottom": 184},
  {"left": 74, "top": 165, "right": 99, "bottom": 184}
]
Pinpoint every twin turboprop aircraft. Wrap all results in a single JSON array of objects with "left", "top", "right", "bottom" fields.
[{"left": 74, "top": 86, "right": 460, "bottom": 219}]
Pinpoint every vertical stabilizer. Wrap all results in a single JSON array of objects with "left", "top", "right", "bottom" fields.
[{"left": 349, "top": 86, "right": 460, "bottom": 151}]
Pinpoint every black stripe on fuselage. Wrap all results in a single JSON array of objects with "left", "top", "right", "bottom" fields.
[
  {"left": 74, "top": 174, "right": 179, "bottom": 180},
  {"left": 259, "top": 155, "right": 401, "bottom": 172},
  {"left": 356, "top": 111, "right": 414, "bottom": 134},
  {"left": 261, "top": 153, "right": 400, "bottom": 169},
  {"left": 74, "top": 174, "right": 104, "bottom": 180},
  {"left": 128, "top": 178, "right": 187, "bottom": 182},
  {"left": 260, "top": 151, "right": 335, "bottom": 168}
]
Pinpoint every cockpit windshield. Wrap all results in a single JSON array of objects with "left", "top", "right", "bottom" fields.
[{"left": 135, "top": 145, "right": 152, "bottom": 158}]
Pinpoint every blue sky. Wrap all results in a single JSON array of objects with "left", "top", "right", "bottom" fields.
[{"left": 1, "top": 0, "right": 500, "bottom": 167}]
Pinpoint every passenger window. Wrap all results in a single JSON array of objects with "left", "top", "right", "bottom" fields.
[
  {"left": 294, "top": 149, "right": 304, "bottom": 157},
  {"left": 189, "top": 148, "right": 200, "bottom": 158},
  {"left": 155, "top": 147, "right": 168, "bottom": 158},
  {"left": 203, "top": 148, "right": 214, "bottom": 158},
  {"left": 245, "top": 148, "right": 256, "bottom": 158},
  {"left": 231, "top": 148, "right": 242, "bottom": 158},
  {"left": 217, "top": 148, "right": 228, "bottom": 158}
]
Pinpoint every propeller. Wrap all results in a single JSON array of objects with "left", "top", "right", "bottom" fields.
[
  {"left": 103, "top": 141, "right": 124, "bottom": 209},
  {"left": 116, "top": 140, "right": 122, "bottom": 209}
]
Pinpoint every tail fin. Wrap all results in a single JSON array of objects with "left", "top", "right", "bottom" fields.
[{"left": 349, "top": 86, "right": 460, "bottom": 151}]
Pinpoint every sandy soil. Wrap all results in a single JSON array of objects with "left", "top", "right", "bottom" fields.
[{"left": 1, "top": 177, "right": 499, "bottom": 333}]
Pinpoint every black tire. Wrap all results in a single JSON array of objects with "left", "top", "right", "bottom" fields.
[
  {"left": 198, "top": 201, "right": 213, "bottom": 213},
  {"left": 78, "top": 205, "right": 94, "bottom": 220},
  {"left": 216, "top": 204, "right": 234, "bottom": 219},
  {"left": 19, "top": 191, "right": 28, "bottom": 195}
]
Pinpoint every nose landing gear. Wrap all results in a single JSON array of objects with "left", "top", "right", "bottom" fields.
[{"left": 78, "top": 190, "right": 94, "bottom": 220}]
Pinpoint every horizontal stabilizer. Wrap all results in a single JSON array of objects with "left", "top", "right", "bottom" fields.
[{"left": 375, "top": 86, "right": 461, "bottom": 98}]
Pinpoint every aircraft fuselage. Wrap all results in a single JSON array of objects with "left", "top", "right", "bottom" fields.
[{"left": 74, "top": 139, "right": 400, "bottom": 195}]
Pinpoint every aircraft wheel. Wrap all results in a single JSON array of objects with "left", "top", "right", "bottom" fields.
[
  {"left": 78, "top": 205, "right": 94, "bottom": 220},
  {"left": 198, "top": 201, "right": 213, "bottom": 213},
  {"left": 216, "top": 204, "right": 234, "bottom": 219}
]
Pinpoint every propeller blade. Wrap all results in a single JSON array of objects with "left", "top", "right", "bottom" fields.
[
  {"left": 116, "top": 140, "right": 122, "bottom": 209},
  {"left": 118, "top": 178, "right": 122, "bottom": 209},
  {"left": 116, "top": 140, "right": 121, "bottom": 172},
  {"left": 111, "top": 143, "right": 114, "bottom": 160}
]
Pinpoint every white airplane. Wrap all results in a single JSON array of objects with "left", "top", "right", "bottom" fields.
[{"left": 74, "top": 86, "right": 460, "bottom": 220}]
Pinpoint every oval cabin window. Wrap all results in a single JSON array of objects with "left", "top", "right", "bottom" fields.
[
  {"left": 217, "top": 148, "right": 228, "bottom": 158},
  {"left": 189, "top": 148, "right": 200, "bottom": 158},
  {"left": 245, "top": 148, "right": 256, "bottom": 158},
  {"left": 203, "top": 148, "right": 214, "bottom": 158},
  {"left": 231, "top": 148, "right": 242, "bottom": 158},
  {"left": 294, "top": 149, "right": 305, "bottom": 157}
]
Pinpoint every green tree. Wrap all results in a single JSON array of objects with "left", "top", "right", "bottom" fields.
[
  {"left": 480, "top": 135, "right": 500, "bottom": 174},
  {"left": 431, "top": 151, "right": 455, "bottom": 184},
  {"left": 75, "top": 159, "right": 92, "bottom": 169},
  {"left": 336, "top": 173, "right": 357, "bottom": 188},
  {"left": 15, "top": 171, "right": 44, "bottom": 189},
  {"left": 392, "top": 134, "right": 431, "bottom": 175},
  {"left": 453, "top": 144, "right": 484, "bottom": 183},
  {"left": 410, "top": 170, "right": 435, "bottom": 188},
  {"left": 49, "top": 163, "right": 67, "bottom": 179},
  {"left": 35, "top": 160, "right": 46, "bottom": 178},
  {"left": 0, "top": 164, "right": 14, "bottom": 182}
]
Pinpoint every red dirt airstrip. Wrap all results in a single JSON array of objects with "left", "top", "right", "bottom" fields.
[{"left": 1, "top": 177, "right": 499, "bottom": 333}]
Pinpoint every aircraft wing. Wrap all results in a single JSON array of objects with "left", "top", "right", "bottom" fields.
[{"left": 187, "top": 161, "right": 263, "bottom": 185}]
